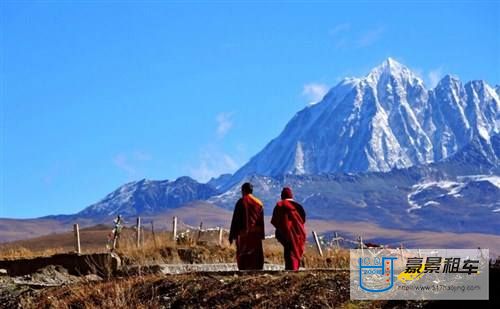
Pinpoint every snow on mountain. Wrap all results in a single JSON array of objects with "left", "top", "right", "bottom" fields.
[
  {"left": 78, "top": 177, "right": 217, "bottom": 218},
  {"left": 226, "top": 58, "right": 499, "bottom": 189},
  {"left": 425, "top": 76, "right": 500, "bottom": 160},
  {"left": 206, "top": 173, "right": 233, "bottom": 191},
  {"left": 207, "top": 137, "right": 500, "bottom": 234},
  {"left": 51, "top": 58, "right": 499, "bottom": 233},
  {"left": 407, "top": 175, "right": 500, "bottom": 213}
]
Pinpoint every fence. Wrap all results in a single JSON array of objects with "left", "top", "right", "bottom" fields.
[
  {"left": 70, "top": 216, "right": 392, "bottom": 254},
  {"left": 69, "top": 217, "right": 498, "bottom": 267},
  {"left": 70, "top": 216, "right": 230, "bottom": 254}
]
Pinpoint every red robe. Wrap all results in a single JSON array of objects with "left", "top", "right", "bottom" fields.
[
  {"left": 271, "top": 199, "right": 306, "bottom": 270},
  {"left": 229, "top": 194, "right": 265, "bottom": 270}
]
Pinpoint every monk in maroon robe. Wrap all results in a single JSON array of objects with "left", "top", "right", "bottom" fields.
[
  {"left": 271, "top": 187, "right": 306, "bottom": 271},
  {"left": 229, "top": 182, "right": 265, "bottom": 270}
]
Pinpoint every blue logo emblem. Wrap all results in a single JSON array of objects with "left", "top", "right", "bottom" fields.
[{"left": 358, "top": 256, "right": 397, "bottom": 292}]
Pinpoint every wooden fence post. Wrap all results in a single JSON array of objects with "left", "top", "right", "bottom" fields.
[
  {"left": 312, "top": 231, "right": 323, "bottom": 257},
  {"left": 218, "top": 227, "right": 223, "bottom": 246},
  {"left": 399, "top": 243, "right": 404, "bottom": 265},
  {"left": 151, "top": 220, "right": 157, "bottom": 248},
  {"left": 334, "top": 232, "right": 340, "bottom": 249},
  {"left": 136, "top": 217, "right": 141, "bottom": 248},
  {"left": 73, "top": 223, "right": 81, "bottom": 254},
  {"left": 359, "top": 236, "right": 364, "bottom": 256},
  {"left": 172, "top": 216, "right": 178, "bottom": 241},
  {"left": 197, "top": 221, "right": 203, "bottom": 243},
  {"left": 142, "top": 225, "right": 145, "bottom": 247}
]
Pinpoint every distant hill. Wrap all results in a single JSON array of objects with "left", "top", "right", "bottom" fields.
[{"left": 2, "top": 58, "right": 498, "bottom": 243}]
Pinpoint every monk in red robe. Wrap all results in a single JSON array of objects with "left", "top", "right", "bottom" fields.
[
  {"left": 229, "top": 182, "right": 265, "bottom": 270},
  {"left": 271, "top": 187, "right": 306, "bottom": 271}
]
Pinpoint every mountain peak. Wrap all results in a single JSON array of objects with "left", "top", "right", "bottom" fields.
[
  {"left": 366, "top": 57, "right": 421, "bottom": 86},
  {"left": 385, "top": 56, "right": 402, "bottom": 67},
  {"left": 78, "top": 176, "right": 218, "bottom": 218},
  {"left": 224, "top": 58, "right": 498, "bottom": 188},
  {"left": 376, "top": 57, "right": 406, "bottom": 71},
  {"left": 175, "top": 176, "right": 196, "bottom": 183},
  {"left": 436, "top": 74, "right": 461, "bottom": 88}
]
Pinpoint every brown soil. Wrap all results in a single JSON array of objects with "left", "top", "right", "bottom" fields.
[
  {"left": 1, "top": 226, "right": 498, "bottom": 309},
  {"left": 12, "top": 269, "right": 499, "bottom": 309},
  {"left": 17, "top": 271, "right": 351, "bottom": 308}
]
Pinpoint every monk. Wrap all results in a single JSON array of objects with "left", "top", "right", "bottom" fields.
[
  {"left": 229, "top": 182, "right": 265, "bottom": 270},
  {"left": 271, "top": 187, "right": 306, "bottom": 271}
]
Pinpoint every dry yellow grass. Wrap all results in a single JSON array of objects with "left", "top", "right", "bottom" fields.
[
  {"left": 20, "top": 275, "right": 154, "bottom": 309},
  {"left": 19, "top": 271, "right": 353, "bottom": 309},
  {"left": 0, "top": 224, "right": 350, "bottom": 270},
  {"left": 0, "top": 245, "right": 68, "bottom": 260},
  {"left": 1, "top": 227, "right": 361, "bottom": 308},
  {"left": 0, "top": 226, "right": 172, "bottom": 259}
]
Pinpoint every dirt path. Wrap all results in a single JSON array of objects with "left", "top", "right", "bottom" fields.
[{"left": 121, "top": 263, "right": 349, "bottom": 275}]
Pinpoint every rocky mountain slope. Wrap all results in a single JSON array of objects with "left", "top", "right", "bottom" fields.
[
  {"left": 226, "top": 58, "right": 499, "bottom": 190},
  {"left": 3, "top": 58, "right": 498, "bottom": 242},
  {"left": 77, "top": 177, "right": 217, "bottom": 219}
]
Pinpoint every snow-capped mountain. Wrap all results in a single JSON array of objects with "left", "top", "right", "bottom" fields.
[
  {"left": 77, "top": 177, "right": 217, "bottom": 218},
  {"left": 227, "top": 58, "right": 499, "bottom": 189},
  {"left": 13, "top": 58, "right": 496, "bottom": 241},
  {"left": 407, "top": 175, "right": 500, "bottom": 215},
  {"left": 207, "top": 134, "right": 500, "bottom": 234}
]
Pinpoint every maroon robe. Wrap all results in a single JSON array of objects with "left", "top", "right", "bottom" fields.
[
  {"left": 271, "top": 192, "right": 306, "bottom": 271},
  {"left": 229, "top": 194, "right": 265, "bottom": 270}
]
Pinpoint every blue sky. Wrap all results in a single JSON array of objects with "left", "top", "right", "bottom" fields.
[{"left": 1, "top": 1, "right": 499, "bottom": 218}]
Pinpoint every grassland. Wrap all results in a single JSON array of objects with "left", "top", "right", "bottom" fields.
[{"left": 1, "top": 224, "right": 498, "bottom": 308}]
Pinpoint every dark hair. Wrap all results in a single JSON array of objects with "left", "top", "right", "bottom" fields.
[{"left": 241, "top": 182, "right": 253, "bottom": 194}]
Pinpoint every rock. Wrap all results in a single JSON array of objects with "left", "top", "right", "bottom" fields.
[{"left": 84, "top": 274, "right": 102, "bottom": 281}]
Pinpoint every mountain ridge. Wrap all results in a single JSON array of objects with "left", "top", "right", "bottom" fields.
[
  {"left": 75, "top": 176, "right": 217, "bottom": 219},
  {"left": 39, "top": 59, "right": 500, "bottom": 227},
  {"left": 225, "top": 58, "right": 499, "bottom": 190},
  {"left": 2, "top": 58, "right": 498, "bottom": 242}
]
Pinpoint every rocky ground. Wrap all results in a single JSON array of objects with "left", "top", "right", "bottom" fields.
[
  {"left": 1, "top": 266, "right": 498, "bottom": 309},
  {"left": 1, "top": 232, "right": 498, "bottom": 308}
]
